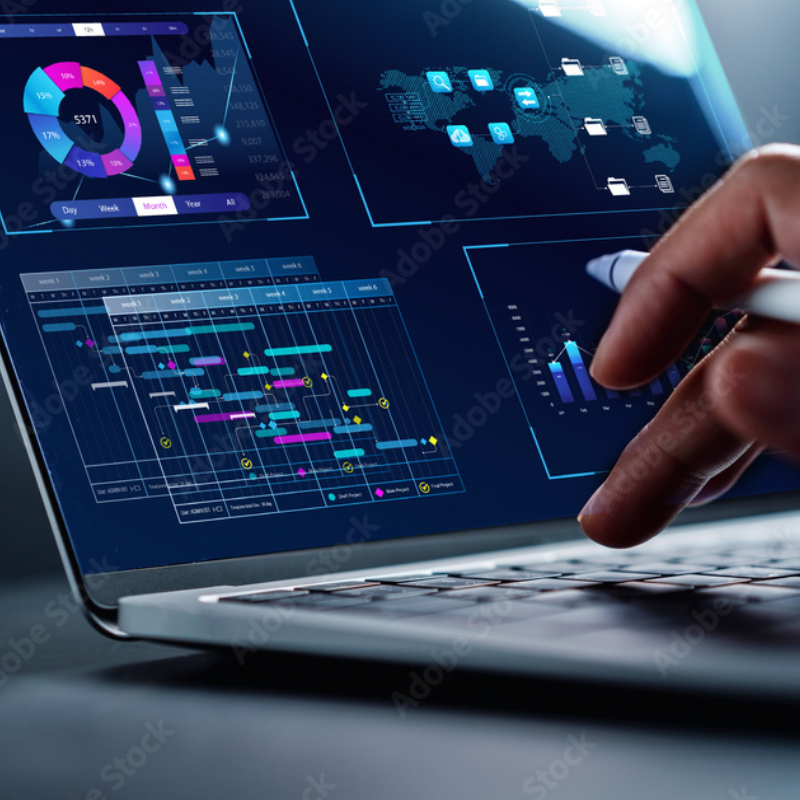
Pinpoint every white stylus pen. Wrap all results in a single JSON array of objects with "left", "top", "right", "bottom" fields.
[{"left": 586, "top": 250, "right": 800, "bottom": 325}]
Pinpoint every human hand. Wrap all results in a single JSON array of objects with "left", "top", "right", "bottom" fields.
[{"left": 578, "top": 145, "right": 800, "bottom": 548}]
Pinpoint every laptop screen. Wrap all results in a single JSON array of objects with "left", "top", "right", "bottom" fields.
[{"left": 2, "top": 0, "right": 798, "bottom": 576}]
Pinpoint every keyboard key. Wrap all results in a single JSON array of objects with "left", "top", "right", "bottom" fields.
[
  {"left": 306, "top": 580, "right": 381, "bottom": 592},
  {"left": 757, "top": 576, "right": 800, "bottom": 589},
  {"left": 704, "top": 566, "right": 800, "bottom": 580},
  {"left": 349, "top": 596, "right": 477, "bottom": 617},
  {"left": 220, "top": 590, "right": 310, "bottom": 603},
  {"left": 367, "top": 573, "right": 447, "bottom": 584},
  {"left": 624, "top": 562, "right": 717, "bottom": 575},
  {"left": 456, "top": 569, "right": 562, "bottom": 581},
  {"left": 765, "top": 557, "right": 800, "bottom": 570},
  {"left": 595, "top": 581, "right": 692, "bottom": 596},
  {"left": 696, "top": 584, "right": 800, "bottom": 604},
  {"left": 337, "top": 585, "right": 437, "bottom": 600},
  {"left": 499, "top": 560, "right": 609, "bottom": 573},
  {"left": 507, "top": 579, "right": 599, "bottom": 592},
  {"left": 398, "top": 576, "right": 501, "bottom": 590},
  {"left": 646, "top": 574, "right": 749, "bottom": 588},
  {"left": 563, "top": 570, "right": 660, "bottom": 583},
  {"left": 269, "top": 594, "right": 375, "bottom": 610},
  {"left": 446, "top": 587, "right": 532, "bottom": 602},
  {"left": 525, "top": 589, "right": 593, "bottom": 605}
]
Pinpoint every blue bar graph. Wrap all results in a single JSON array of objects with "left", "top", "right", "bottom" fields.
[
  {"left": 564, "top": 342, "right": 597, "bottom": 402},
  {"left": 548, "top": 362, "right": 574, "bottom": 404},
  {"left": 666, "top": 365, "right": 681, "bottom": 389},
  {"left": 649, "top": 377, "right": 664, "bottom": 396}
]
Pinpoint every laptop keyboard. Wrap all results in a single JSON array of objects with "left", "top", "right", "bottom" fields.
[{"left": 218, "top": 543, "right": 800, "bottom": 639}]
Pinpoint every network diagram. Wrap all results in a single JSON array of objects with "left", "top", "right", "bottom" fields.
[{"left": 382, "top": 54, "right": 675, "bottom": 199}]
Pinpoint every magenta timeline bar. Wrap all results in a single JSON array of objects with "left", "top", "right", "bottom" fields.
[
  {"left": 273, "top": 379, "right": 306, "bottom": 389},
  {"left": 194, "top": 412, "right": 256, "bottom": 424},
  {"left": 273, "top": 432, "right": 332, "bottom": 445}
]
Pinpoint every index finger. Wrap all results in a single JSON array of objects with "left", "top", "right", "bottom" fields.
[{"left": 590, "top": 145, "right": 800, "bottom": 390}]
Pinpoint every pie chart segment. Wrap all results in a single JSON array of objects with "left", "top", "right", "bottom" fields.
[
  {"left": 27, "top": 113, "right": 75, "bottom": 163},
  {"left": 64, "top": 147, "right": 108, "bottom": 179},
  {"left": 80, "top": 67, "right": 121, "bottom": 101},
  {"left": 24, "top": 63, "right": 142, "bottom": 178},
  {"left": 43, "top": 62, "right": 83, "bottom": 92},
  {"left": 102, "top": 150, "right": 134, "bottom": 177},
  {"left": 23, "top": 67, "right": 65, "bottom": 117},
  {"left": 112, "top": 91, "right": 143, "bottom": 163}
]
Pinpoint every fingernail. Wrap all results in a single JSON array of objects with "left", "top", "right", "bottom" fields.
[{"left": 578, "top": 484, "right": 604, "bottom": 521}]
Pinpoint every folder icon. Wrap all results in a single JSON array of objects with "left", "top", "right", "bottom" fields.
[
  {"left": 540, "top": 0, "right": 561, "bottom": 16},
  {"left": 607, "top": 178, "right": 630, "bottom": 197},
  {"left": 584, "top": 118, "right": 607, "bottom": 136},
  {"left": 561, "top": 58, "right": 584, "bottom": 77},
  {"left": 656, "top": 175, "right": 675, "bottom": 193}
]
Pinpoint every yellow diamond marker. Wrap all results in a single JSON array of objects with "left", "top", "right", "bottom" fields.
[
  {"left": 353, "top": 415, "right": 362, "bottom": 426},
  {"left": 342, "top": 404, "right": 350, "bottom": 412},
  {"left": 321, "top": 373, "right": 329, "bottom": 381},
  {"left": 419, "top": 482, "right": 431, "bottom": 495},
  {"left": 342, "top": 462, "right": 354, "bottom": 474},
  {"left": 265, "top": 383, "right": 272, "bottom": 391},
  {"left": 379, "top": 397, "right": 390, "bottom": 409},
  {"left": 241, "top": 458, "right": 253, "bottom": 470},
  {"left": 243, "top": 352, "right": 250, "bottom": 359},
  {"left": 429, "top": 436, "right": 438, "bottom": 446},
  {"left": 159, "top": 437, "right": 172, "bottom": 450}
]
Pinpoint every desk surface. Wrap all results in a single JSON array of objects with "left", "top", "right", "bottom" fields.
[{"left": 1, "top": 577, "right": 799, "bottom": 800}]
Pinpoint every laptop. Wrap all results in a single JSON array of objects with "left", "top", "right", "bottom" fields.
[{"left": 4, "top": 0, "right": 800, "bottom": 699}]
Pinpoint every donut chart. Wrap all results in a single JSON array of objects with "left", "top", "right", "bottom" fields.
[{"left": 24, "top": 62, "right": 142, "bottom": 178}]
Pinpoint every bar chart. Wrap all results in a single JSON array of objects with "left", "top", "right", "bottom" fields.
[{"left": 464, "top": 239, "right": 742, "bottom": 479}]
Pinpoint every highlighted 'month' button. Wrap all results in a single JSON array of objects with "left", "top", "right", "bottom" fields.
[{"left": 132, "top": 195, "right": 178, "bottom": 217}]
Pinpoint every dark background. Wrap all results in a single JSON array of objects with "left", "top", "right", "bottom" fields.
[{"left": 2, "top": 0, "right": 800, "bottom": 583}]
